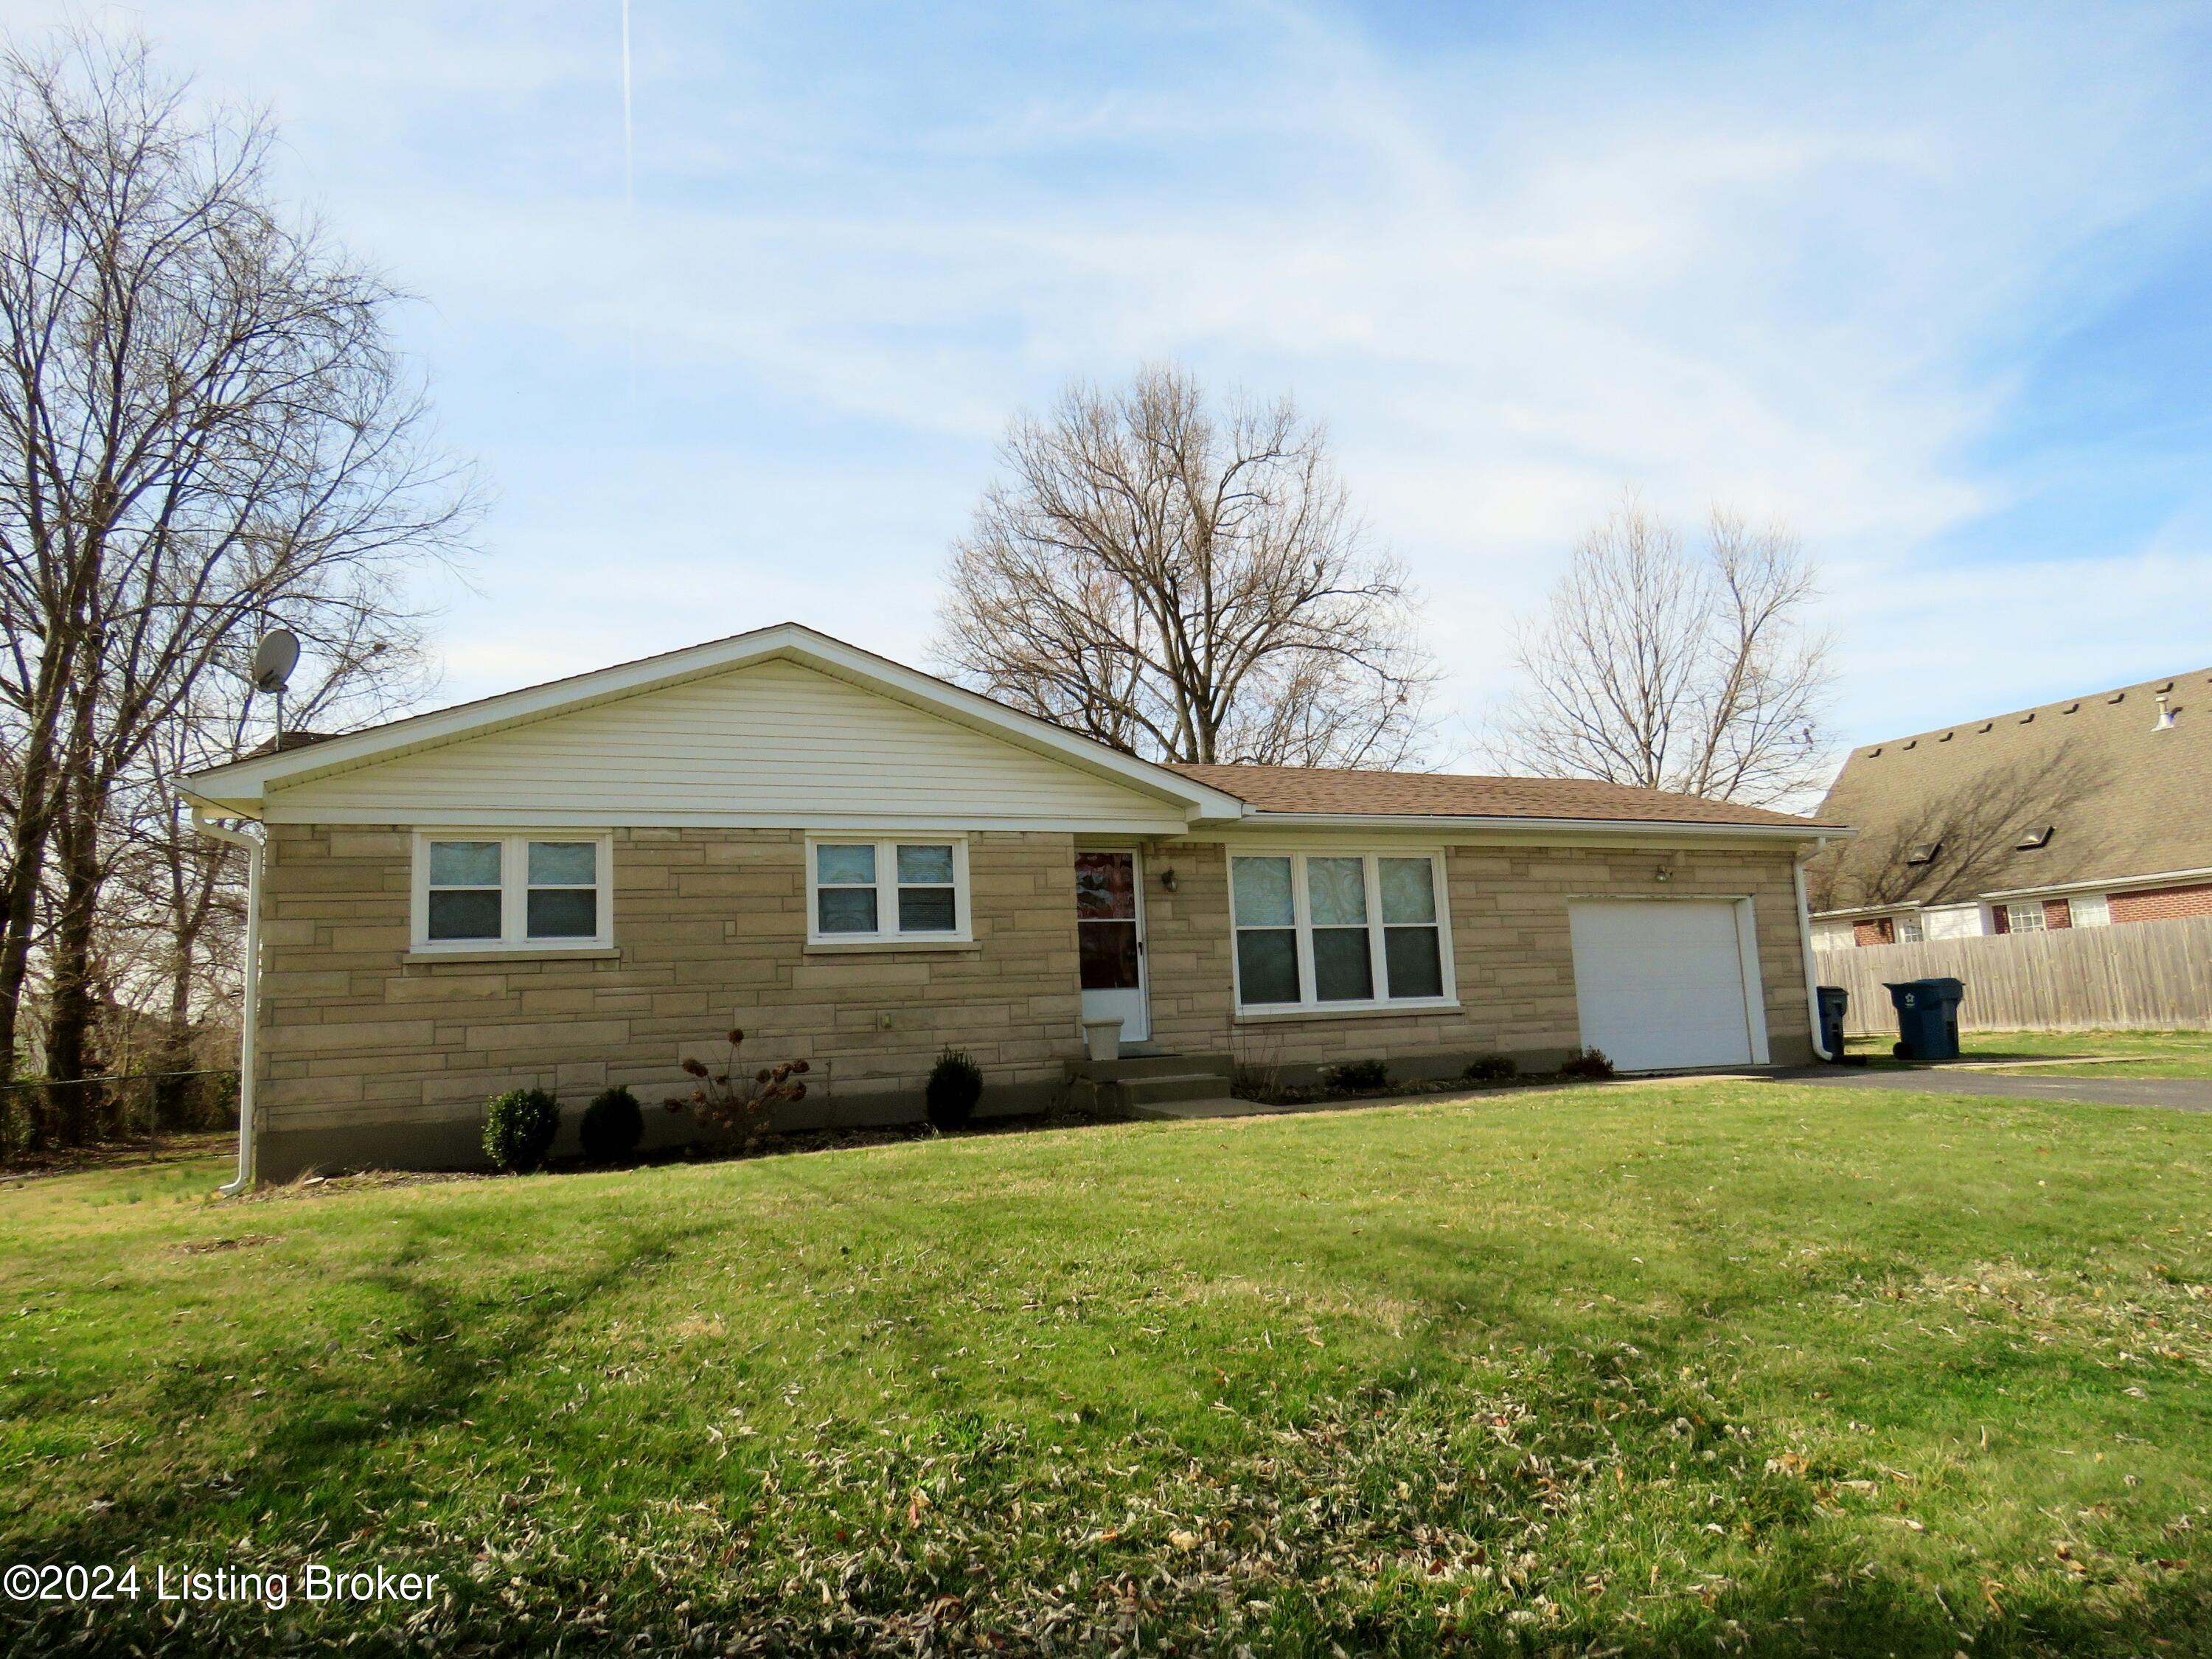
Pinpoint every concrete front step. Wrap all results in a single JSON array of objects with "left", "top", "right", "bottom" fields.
[
  {"left": 1065, "top": 1052, "right": 1234, "bottom": 1084},
  {"left": 1062, "top": 1052, "right": 1238, "bottom": 1118},
  {"left": 1129, "top": 1094, "right": 1248, "bottom": 1121},
  {"left": 1121, "top": 1072, "right": 1234, "bottom": 1107}
]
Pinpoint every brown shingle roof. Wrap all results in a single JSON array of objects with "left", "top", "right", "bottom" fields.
[
  {"left": 1805, "top": 667, "right": 2212, "bottom": 911},
  {"left": 1167, "top": 764, "right": 1836, "bottom": 828}
]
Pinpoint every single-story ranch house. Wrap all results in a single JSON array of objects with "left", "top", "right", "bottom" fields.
[{"left": 183, "top": 624, "right": 1846, "bottom": 1183}]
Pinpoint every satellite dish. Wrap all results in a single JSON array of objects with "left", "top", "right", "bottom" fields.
[{"left": 251, "top": 628, "right": 299, "bottom": 694}]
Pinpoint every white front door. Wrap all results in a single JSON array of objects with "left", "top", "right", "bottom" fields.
[
  {"left": 1076, "top": 849, "right": 1149, "bottom": 1043},
  {"left": 1567, "top": 899, "right": 1764, "bottom": 1071}
]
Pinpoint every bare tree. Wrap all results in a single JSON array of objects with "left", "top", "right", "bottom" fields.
[
  {"left": 65, "top": 612, "right": 435, "bottom": 1143},
  {"left": 0, "top": 27, "right": 475, "bottom": 1135},
  {"left": 935, "top": 366, "right": 1436, "bottom": 768},
  {"left": 1487, "top": 495, "right": 1833, "bottom": 807},
  {"left": 69, "top": 703, "right": 244, "bottom": 1140}
]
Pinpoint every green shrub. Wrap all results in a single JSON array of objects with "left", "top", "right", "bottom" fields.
[
  {"left": 1324, "top": 1057, "right": 1391, "bottom": 1092},
  {"left": 579, "top": 1086, "right": 644, "bottom": 1165},
  {"left": 1462, "top": 1052, "right": 1517, "bottom": 1084},
  {"left": 481, "top": 1088, "right": 560, "bottom": 1172},
  {"left": 1557, "top": 1047, "right": 1616, "bottom": 1082},
  {"left": 925, "top": 1048, "right": 984, "bottom": 1130}
]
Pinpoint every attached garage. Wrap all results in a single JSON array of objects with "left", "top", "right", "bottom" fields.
[{"left": 1567, "top": 899, "right": 1769, "bottom": 1072}]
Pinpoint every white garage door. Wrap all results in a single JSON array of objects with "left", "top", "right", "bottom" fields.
[{"left": 1568, "top": 900, "right": 1762, "bottom": 1072}]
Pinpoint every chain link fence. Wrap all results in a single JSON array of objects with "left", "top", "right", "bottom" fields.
[{"left": 0, "top": 1068, "right": 239, "bottom": 1162}]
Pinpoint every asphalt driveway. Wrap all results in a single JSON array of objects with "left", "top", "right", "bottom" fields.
[{"left": 1769, "top": 1065, "right": 2212, "bottom": 1114}]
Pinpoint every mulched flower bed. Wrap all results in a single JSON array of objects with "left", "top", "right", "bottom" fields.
[
  {"left": 1232, "top": 1074, "right": 1553, "bottom": 1108},
  {"left": 241, "top": 1109, "right": 1120, "bottom": 1201}
]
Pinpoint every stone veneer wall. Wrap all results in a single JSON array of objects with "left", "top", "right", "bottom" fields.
[
  {"left": 1139, "top": 839, "right": 1816, "bottom": 1077},
  {"left": 254, "top": 823, "right": 1816, "bottom": 1177},
  {"left": 254, "top": 825, "right": 1085, "bottom": 1178}
]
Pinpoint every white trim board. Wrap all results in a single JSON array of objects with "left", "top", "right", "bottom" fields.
[{"left": 255, "top": 805, "right": 1197, "bottom": 833}]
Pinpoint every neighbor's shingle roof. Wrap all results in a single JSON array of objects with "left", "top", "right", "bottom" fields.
[
  {"left": 1167, "top": 764, "right": 1834, "bottom": 828},
  {"left": 1805, "top": 667, "right": 2212, "bottom": 912}
]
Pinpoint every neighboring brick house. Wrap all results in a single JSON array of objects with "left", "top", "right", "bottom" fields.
[
  {"left": 184, "top": 624, "right": 1844, "bottom": 1183},
  {"left": 1805, "top": 666, "right": 2212, "bottom": 949}
]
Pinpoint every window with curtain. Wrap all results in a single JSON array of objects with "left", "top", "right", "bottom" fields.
[
  {"left": 425, "top": 840, "right": 501, "bottom": 942},
  {"left": 415, "top": 835, "right": 611, "bottom": 951},
  {"left": 526, "top": 841, "right": 599, "bottom": 939},
  {"left": 810, "top": 838, "right": 969, "bottom": 943},
  {"left": 1229, "top": 852, "right": 1451, "bottom": 1011}
]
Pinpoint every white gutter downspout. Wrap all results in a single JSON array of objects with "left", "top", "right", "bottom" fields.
[
  {"left": 1793, "top": 839, "right": 1834, "bottom": 1062},
  {"left": 192, "top": 809, "right": 264, "bottom": 1194}
]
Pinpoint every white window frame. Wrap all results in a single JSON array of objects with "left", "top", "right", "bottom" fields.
[
  {"left": 1228, "top": 849, "right": 1458, "bottom": 1016},
  {"left": 409, "top": 831, "right": 614, "bottom": 954},
  {"left": 2004, "top": 900, "right": 2047, "bottom": 933},
  {"left": 806, "top": 835, "right": 972, "bottom": 947}
]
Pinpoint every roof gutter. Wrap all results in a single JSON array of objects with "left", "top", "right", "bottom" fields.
[
  {"left": 1809, "top": 900, "right": 1945, "bottom": 921},
  {"left": 1978, "top": 863, "right": 2212, "bottom": 902},
  {"left": 1815, "top": 862, "right": 2212, "bottom": 917},
  {"left": 191, "top": 809, "right": 263, "bottom": 1194},
  {"left": 1217, "top": 812, "right": 1846, "bottom": 841},
  {"left": 1794, "top": 838, "right": 1835, "bottom": 1062}
]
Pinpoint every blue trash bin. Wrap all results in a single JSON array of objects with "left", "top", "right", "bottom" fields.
[
  {"left": 1816, "top": 986, "right": 1849, "bottom": 1061},
  {"left": 1884, "top": 977, "right": 1964, "bottom": 1062}
]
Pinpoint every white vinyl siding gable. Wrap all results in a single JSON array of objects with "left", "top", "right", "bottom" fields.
[{"left": 263, "top": 660, "right": 1192, "bottom": 830}]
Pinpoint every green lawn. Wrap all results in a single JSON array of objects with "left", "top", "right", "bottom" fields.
[
  {"left": 1977, "top": 1031, "right": 2212, "bottom": 1079},
  {"left": 1846, "top": 1027, "right": 2212, "bottom": 1077},
  {"left": 1990, "top": 1062, "right": 2212, "bottom": 1079},
  {"left": 4, "top": 1082, "right": 2211, "bottom": 1655}
]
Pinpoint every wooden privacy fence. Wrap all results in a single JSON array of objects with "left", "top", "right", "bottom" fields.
[{"left": 1815, "top": 914, "right": 2212, "bottom": 1035}]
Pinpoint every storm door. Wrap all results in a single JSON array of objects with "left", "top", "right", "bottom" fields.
[{"left": 1075, "top": 850, "right": 1149, "bottom": 1043}]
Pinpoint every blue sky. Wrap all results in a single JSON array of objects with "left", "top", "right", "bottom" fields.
[{"left": 29, "top": 0, "right": 2212, "bottom": 757}]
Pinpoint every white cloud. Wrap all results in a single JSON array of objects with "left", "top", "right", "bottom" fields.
[{"left": 10, "top": 0, "right": 2212, "bottom": 760}]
